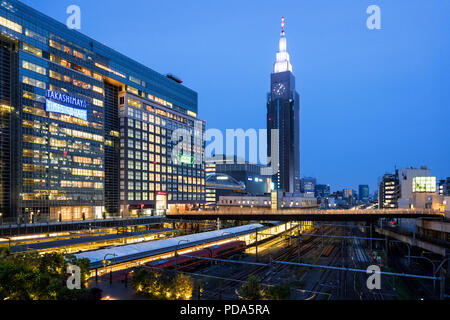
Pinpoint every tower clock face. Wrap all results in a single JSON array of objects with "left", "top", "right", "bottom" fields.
[{"left": 273, "top": 83, "right": 286, "bottom": 96}]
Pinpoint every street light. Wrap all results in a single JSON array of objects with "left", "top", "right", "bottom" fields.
[
  {"left": 174, "top": 239, "right": 189, "bottom": 275},
  {"left": 103, "top": 253, "right": 117, "bottom": 284}
]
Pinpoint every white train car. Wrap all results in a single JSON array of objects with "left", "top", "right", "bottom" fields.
[{"left": 75, "top": 223, "right": 265, "bottom": 270}]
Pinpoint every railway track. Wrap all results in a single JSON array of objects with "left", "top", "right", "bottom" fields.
[{"left": 201, "top": 226, "right": 335, "bottom": 299}]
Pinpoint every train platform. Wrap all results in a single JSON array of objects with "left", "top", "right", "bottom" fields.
[
  {"left": 75, "top": 223, "right": 266, "bottom": 270},
  {"left": 10, "top": 228, "right": 176, "bottom": 253}
]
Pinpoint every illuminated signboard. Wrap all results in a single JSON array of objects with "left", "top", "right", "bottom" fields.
[
  {"left": 412, "top": 177, "right": 437, "bottom": 193},
  {"left": 45, "top": 90, "right": 88, "bottom": 120},
  {"left": 177, "top": 154, "right": 194, "bottom": 165},
  {"left": 46, "top": 100, "right": 87, "bottom": 120},
  {"left": 46, "top": 90, "right": 87, "bottom": 108}
]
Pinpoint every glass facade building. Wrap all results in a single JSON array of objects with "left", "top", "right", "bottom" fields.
[{"left": 0, "top": 0, "right": 205, "bottom": 222}]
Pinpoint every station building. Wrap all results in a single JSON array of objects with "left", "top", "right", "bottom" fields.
[{"left": 0, "top": 0, "right": 205, "bottom": 222}]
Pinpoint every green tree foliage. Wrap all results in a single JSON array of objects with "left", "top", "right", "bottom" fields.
[
  {"left": 0, "top": 250, "right": 100, "bottom": 300},
  {"left": 239, "top": 276, "right": 291, "bottom": 300},
  {"left": 132, "top": 268, "right": 194, "bottom": 300},
  {"left": 265, "top": 284, "right": 291, "bottom": 300},
  {"left": 239, "top": 275, "right": 264, "bottom": 300}
]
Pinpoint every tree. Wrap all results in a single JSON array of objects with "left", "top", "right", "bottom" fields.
[
  {"left": 265, "top": 284, "right": 291, "bottom": 300},
  {"left": 0, "top": 250, "right": 100, "bottom": 300},
  {"left": 239, "top": 276, "right": 264, "bottom": 300},
  {"left": 132, "top": 268, "right": 194, "bottom": 300}
]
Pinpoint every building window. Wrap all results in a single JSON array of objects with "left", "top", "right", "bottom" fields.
[
  {"left": 0, "top": 15, "right": 22, "bottom": 33},
  {"left": 22, "top": 60, "right": 46, "bottom": 75}
]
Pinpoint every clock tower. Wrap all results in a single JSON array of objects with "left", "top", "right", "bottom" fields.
[{"left": 267, "top": 17, "right": 300, "bottom": 193}]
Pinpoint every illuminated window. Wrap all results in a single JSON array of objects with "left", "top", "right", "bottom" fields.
[
  {"left": 22, "top": 76, "right": 46, "bottom": 89},
  {"left": 49, "top": 39, "right": 62, "bottom": 50},
  {"left": 60, "top": 59, "right": 71, "bottom": 68},
  {"left": 22, "top": 60, "right": 46, "bottom": 75},
  {"left": 127, "top": 86, "right": 139, "bottom": 95},
  {"left": 93, "top": 86, "right": 104, "bottom": 94},
  {"left": 73, "top": 50, "right": 84, "bottom": 59},
  {"left": 25, "top": 29, "right": 46, "bottom": 43},
  {"left": 413, "top": 177, "right": 437, "bottom": 193},
  {"left": 93, "top": 98, "right": 104, "bottom": 107},
  {"left": 93, "top": 73, "right": 102, "bottom": 81},
  {"left": 127, "top": 97, "right": 141, "bottom": 109},
  {"left": 94, "top": 62, "right": 125, "bottom": 78},
  {"left": 0, "top": 15, "right": 22, "bottom": 33},
  {"left": 23, "top": 91, "right": 45, "bottom": 103},
  {"left": 23, "top": 134, "right": 46, "bottom": 145},
  {"left": 22, "top": 43, "right": 42, "bottom": 57},
  {"left": 49, "top": 70, "right": 61, "bottom": 80},
  {"left": 73, "top": 78, "right": 91, "bottom": 90}
]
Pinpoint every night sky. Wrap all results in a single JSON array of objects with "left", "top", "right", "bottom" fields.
[{"left": 21, "top": 0, "right": 450, "bottom": 193}]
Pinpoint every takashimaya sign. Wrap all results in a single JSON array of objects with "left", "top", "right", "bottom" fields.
[{"left": 46, "top": 90, "right": 87, "bottom": 108}]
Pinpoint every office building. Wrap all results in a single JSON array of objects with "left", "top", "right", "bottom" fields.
[
  {"left": 267, "top": 17, "right": 300, "bottom": 193},
  {"left": 378, "top": 174, "right": 399, "bottom": 209},
  {"left": 358, "top": 185, "right": 369, "bottom": 203},
  {"left": 315, "top": 184, "right": 330, "bottom": 199},
  {"left": 0, "top": 0, "right": 205, "bottom": 222},
  {"left": 439, "top": 178, "right": 450, "bottom": 196},
  {"left": 396, "top": 167, "right": 431, "bottom": 208},
  {"left": 300, "top": 177, "right": 316, "bottom": 197},
  {"left": 205, "top": 155, "right": 270, "bottom": 207}
]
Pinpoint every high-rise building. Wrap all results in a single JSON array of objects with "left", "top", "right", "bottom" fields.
[
  {"left": 438, "top": 178, "right": 450, "bottom": 196},
  {"left": 358, "top": 185, "right": 369, "bottom": 203},
  {"left": 378, "top": 174, "right": 399, "bottom": 209},
  {"left": 315, "top": 184, "right": 330, "bottom": 199},
  {"left": 397, "top": 167, "right": 430, "bottom": 197},
  {"left": 300, "top": 177, "right": 316, "bottom": 197},
  {"left": 0, "top": 0, "right": 205, "bottom": 222},
  {"left": 267, "top": 17, "right": 300, "bottom": 193}
]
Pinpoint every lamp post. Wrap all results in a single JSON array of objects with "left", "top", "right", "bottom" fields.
[
  {"left": 0, "top": 213, "right": 3, "bottom": 225},
  {"left": 103, "top": 253, "right": 117, "bottom": 285},
  {"left": 174, "top": 239, "right": 189, "bottom": 275}
]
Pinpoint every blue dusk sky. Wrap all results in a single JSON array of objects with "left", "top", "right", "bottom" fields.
[{"left": 21, "top": 0, "right": 450, "bottom": 192}]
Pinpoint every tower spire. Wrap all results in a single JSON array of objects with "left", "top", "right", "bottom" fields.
[{"left": 274, "top": 16, "right": 293, "bottom": 73}]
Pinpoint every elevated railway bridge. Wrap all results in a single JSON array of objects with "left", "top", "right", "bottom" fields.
[{"left": 166, "top": 208, "right": 445, "bottom": 222}]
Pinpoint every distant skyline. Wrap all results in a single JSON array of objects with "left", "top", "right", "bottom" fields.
[{"left": 21, "top": 0, "right": 450, "bottom": 192}]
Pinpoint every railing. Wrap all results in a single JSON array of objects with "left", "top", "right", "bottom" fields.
[
  {"left": 168, "top": 208, "right": 443, "bottom": 216},
  {"left": 0, "top": 214, "right": 165, "bottom": 229}
]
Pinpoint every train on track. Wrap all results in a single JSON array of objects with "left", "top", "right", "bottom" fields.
[{"left": 147, "top": 240, "right": 246, "bottom": 271}]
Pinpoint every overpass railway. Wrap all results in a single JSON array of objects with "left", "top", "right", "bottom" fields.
[{"left": 167, "top": 208, "right": 443, "bottom": 222}]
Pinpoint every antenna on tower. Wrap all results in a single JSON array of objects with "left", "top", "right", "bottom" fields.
[{"left": 281, "top": 16, "right": 285, "bottom": 35}]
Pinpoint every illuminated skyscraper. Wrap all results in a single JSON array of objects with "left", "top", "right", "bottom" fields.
[
  {"left": 0, "top": 0, "right": 206, "bottom": 222},
  {"left": 267, "top": 17, "right": 300, "bottom": 193}
]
